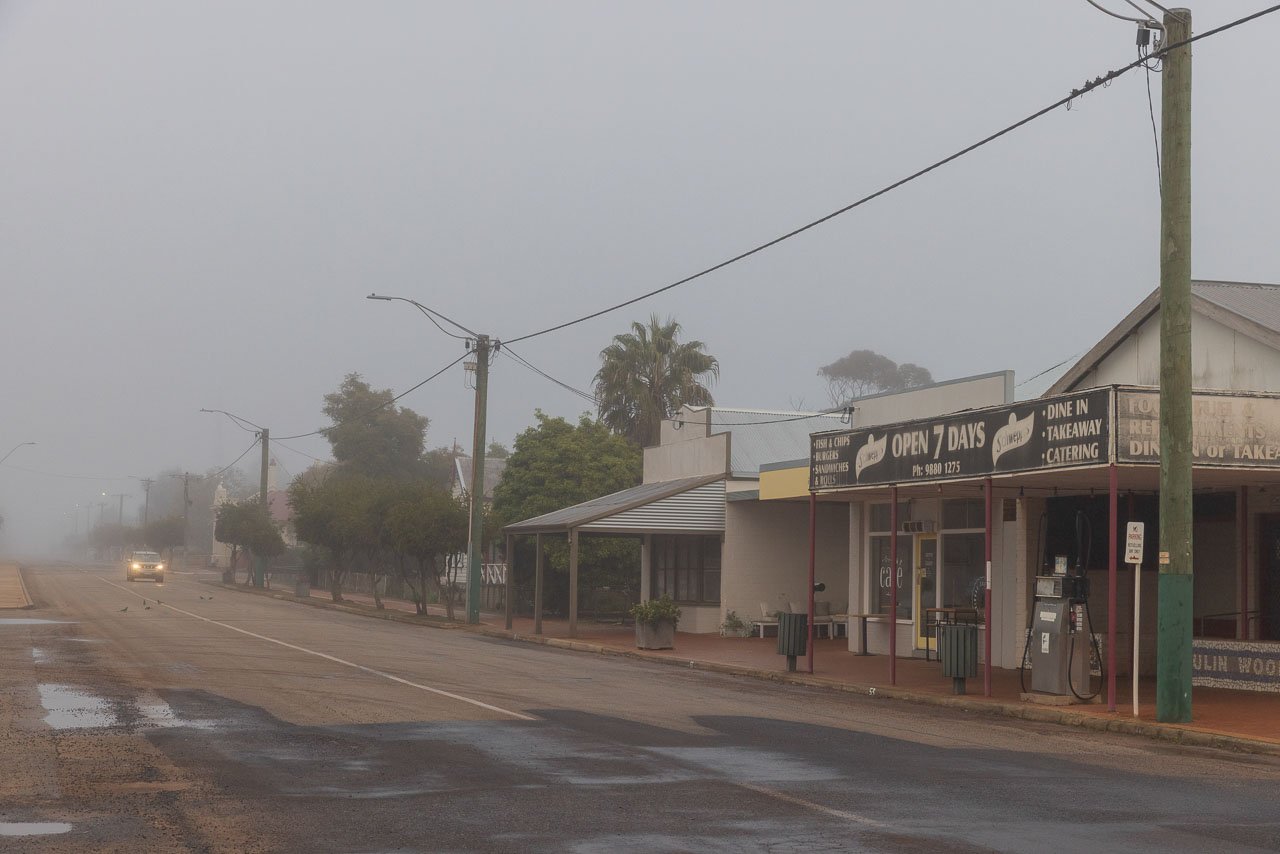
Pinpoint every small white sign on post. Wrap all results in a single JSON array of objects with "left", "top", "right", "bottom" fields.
[
  {"left": 1125, "top": 522, "right": 1145, "bottom": 565},
  {"left": 1127, "top": 521, "right": 1145, "bottom": 718}
]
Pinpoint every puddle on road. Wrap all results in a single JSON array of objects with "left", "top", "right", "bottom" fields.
[
  {"left": 0, "top": 618, "right": 72, "bottom": 626},
  {"left": 37, "top": 685, "right": 218, "bottom": 732},
  {"left": 63, "top": 637, "right": 102, "bottom": 643},
  {"left": 0, "top": 822, "right": 72, "bottom": 837},
  {"left": 38, "top": 683, "right": 117, "bottom": 729}
]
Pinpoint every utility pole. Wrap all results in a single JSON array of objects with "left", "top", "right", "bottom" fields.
[
  {"left": 172, "top": 472, "right": 196, "bottom": 569},
  {"left": 112, "top": 493, "right": 126, "bottom": 526},
  {"left": 466, "top": 336, "right": 491, "bottom": 625},
  {"left": 256, "top": 428, "right": 270, "bottom": 588},
  {"left": 1156, "top": 7, "right": 1193, "bottom": 724},
  {"left": 139, "top": 478, "right": 154, "bottom": 528}
]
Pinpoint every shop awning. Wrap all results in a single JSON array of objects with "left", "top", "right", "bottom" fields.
[{"left": 502, "top": 473, "right": 725, "bottom": 535}]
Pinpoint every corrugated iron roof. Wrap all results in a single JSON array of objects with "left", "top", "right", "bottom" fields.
[
  {"left": 453, "top": 455, "right": 507, "bottom": 501},
  {"left": 1193, "top": 280, "right": 1280, "bottom": 334},
  {"left": 503, "top": 474, "right": 723, "bottom": 533}
]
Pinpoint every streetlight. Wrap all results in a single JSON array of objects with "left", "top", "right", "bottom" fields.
[
  {"left": 0, "top": 441, "right": 36, "bottom": 467},
  {"left": 367, "top": 293, "right": 491, "bottom": 626}
]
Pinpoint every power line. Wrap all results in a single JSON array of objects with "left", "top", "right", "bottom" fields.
[
  {"left": 504, "top": 4, "right": 1280, "bottom": 347},
  {"left": 209, "top": 437, "right": 262, "bottom": 480},
  {"left": 275, "top": 351, "right": 470, "bottom": 440},
  {"left": 501, "top": 346, "right": 599, "bottom": 406},
  {"left": 700, "top": 409, "right": 852, "bottom": 428},
  {"left": 1143, "top": 52, "right": 1162, "bottom": 195},
  {"left": 1016, "top": 351, "right": 1086, "bottom": 388},
  {"left": 1084, "top": 0, "right": 1155, "bottom": 25},
  {"left": 272, "top": 439, "right": 328, "bottom": 464}
]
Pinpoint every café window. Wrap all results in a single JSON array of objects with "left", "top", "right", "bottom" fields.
[
  {"left": 942, "top": 498, "right": 984, "bottom": 530},
  {"left": 652, "top": 535, "right": 721, "bottom": 604},
  {"left": 869, "top": 534, "right": 912, "bottom": 619},
  {"left": 941, "top": 532, "right": 986, "bottom": 619},
  {"left": 869, "top": 503, "right": 911, "bottom": 533}
]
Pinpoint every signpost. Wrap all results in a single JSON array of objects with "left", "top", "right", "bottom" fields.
[{"left": 1126, "top": 521, "right": 1145, "bottom": 717}]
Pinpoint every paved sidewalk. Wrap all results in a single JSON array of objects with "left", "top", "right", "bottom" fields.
[
  {"left": 236, "top": 579, "right": 1280, "bottom": 753},
  {"left": 0, "top": 564, "right": 32, "bottom": 609}
]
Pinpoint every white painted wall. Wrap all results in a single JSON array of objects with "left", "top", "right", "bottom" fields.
[
  {"left": 1073, "top": 308, "right": 1280, "bottom": 392},
  {"left": 643, "top": 433, "right": 729, "bottom": 483},
  {"left": 722, "top": 500, "right": 849, "bottom": 631},
  {"left": 851, "top": 372, "right": 1013, "bottom": 428}
]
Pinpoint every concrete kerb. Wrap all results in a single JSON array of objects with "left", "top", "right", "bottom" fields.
[
  {"left": 207, "top": 578, "right": 1280, "bottom": 758},
  {"left": 12, "top": 564, "right": 34, "bottom": 609}
]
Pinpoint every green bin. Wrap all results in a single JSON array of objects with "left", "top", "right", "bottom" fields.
[
  {"left": 938, "top": 623, "right": 979, "bottom": 694},
  {"left": 777, "top": 612, "right": 808, "bottom": 672}
]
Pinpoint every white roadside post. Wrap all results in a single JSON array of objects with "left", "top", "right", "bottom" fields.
[{"left": 1126, "top": 521, "right": 1146, "bottom": 717}]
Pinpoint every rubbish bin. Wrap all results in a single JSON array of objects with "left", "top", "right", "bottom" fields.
[
  {"left": 777, "top": 612, "right": 808, "bottom": 672},
  {"left": 938, "top": 623, "right": 979, "bottom": 694}
]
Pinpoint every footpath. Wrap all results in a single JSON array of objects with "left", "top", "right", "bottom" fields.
[
  {"left": 218, "top": 576, "right": 1280, "bottom": 757},
  {"left": 0, "top": 564, "right": 32, "bottom": 609}
]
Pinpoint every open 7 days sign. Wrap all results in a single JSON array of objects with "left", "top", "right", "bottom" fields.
[{"left": 809, "top": 387, "right": 1112, "bottom": 490}]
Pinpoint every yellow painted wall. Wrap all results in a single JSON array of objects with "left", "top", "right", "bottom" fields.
[{"left": 759, "top": 465, "right": 811, "bottom": 500}]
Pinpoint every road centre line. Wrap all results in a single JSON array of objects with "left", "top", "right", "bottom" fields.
[
  {"left": 734, "top": 781, "right": 885, "bottom": 828},
  {"left": 92, "top": 574, "right": 535, "bottom": 722}
]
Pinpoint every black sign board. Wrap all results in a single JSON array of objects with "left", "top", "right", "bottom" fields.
[{"left": 810, "top": 387, "right": 1112, "bottom": 490}]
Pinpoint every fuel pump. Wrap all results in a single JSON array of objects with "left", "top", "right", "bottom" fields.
[{"left": 1022, "top": 510, "right": 1103, "bottom": 700}]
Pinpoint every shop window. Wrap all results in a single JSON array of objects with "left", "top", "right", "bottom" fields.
[
  {"left": 870, "top": 534, "right": 912, "bottom": 618},
  {"left": 651, "top": 535, "right": 721, "bottom": 604},
  {"left": 942, "top": 498, "right": 984, "bottom": 530},
  {"left": 869, "top": 503, "right": 911, "bottom": 533},
  {"left": 942, "top": 532, "right": 986, "bottom": 619}
]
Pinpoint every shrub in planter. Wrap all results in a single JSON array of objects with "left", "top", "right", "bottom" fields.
[
  {"left": 720, "top": 609, "right": 752, "bottom": 638},
  {"left": 630, "top": 596, "right": 681, "bottom": 650}
]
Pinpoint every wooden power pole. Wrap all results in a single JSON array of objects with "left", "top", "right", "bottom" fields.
[
  {"left": 1156, "top": 7, "right": 1194, "bottom": 724},
  {"left": 466, "top": 337, "right": 491, "bottom": 625}
]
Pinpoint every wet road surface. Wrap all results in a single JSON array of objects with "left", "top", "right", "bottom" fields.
[{"left": 3, "top": 563, "right": 1280, "bottom": 852}]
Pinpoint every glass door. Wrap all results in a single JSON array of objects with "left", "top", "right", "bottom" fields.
[{"left": 915, "top": 535, "right": 938, "bottom": 651}]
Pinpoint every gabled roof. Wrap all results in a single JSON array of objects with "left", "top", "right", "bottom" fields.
[
  {"left": 1047, "top": 280, "right": 1280, "bottom": 395},
  {"left": 503, "top": 473, "right": 724, "bottom": 534},
  {"left": 452, "top": 455, "right": 507, "bottom": 501}
]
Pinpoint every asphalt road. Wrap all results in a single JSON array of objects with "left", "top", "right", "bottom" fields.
[{"left": 4, "top": 563, "right": 1280, "bottom": 853}]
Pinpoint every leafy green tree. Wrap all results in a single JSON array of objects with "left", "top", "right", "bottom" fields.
[
  {"left": 322, "top": 373, "right": 430, "bottom": 478},
  {"left": 493, "top": 412, "right": 643, "bottom": 614},
  {"left": 421, "top": 445, "right": 461, "bottom": 488},
  {"left": 215, "top": 502, "right": 284, "bottom": 584},
  {"left": 594, "top": 315, "right": 718, "bottom": 448},
  {"left": 818, "top": 349, "right": 933, "bottom": 406},
  {"left": 289, "top": 473, "right": 350, "bottom": 600},
  {"left": 383, "top": 482, "right": 469, "bottom": 617},
  {"left": 486, "top": 441, "right": 510, "bottom": 459}
]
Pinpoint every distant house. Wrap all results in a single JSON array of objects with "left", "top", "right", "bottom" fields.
[
  {"left": 266, "top": 489, "right": 297, "bottom": 548},
  {"left": 451, "top": 455, "right": 507, "bottom": 507}
]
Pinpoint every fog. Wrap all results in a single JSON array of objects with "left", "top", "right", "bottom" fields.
[{"left": 2, "top": 2, "right": 1278, "bottom": 555}]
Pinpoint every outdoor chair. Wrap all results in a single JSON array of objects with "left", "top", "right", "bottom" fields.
[
  {"left": 753, "top": 602, "right": 780, "bottom": 638},
  {"left": 789, "top": 600, "right": 835, "bottom": 639}
]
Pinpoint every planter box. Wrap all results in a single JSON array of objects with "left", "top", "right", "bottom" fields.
[{"left": 635, "top": 618, "right": 675, "bottom": 650}]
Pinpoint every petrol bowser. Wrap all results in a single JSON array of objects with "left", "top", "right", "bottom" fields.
[{"left": 1024, "top": 510, "right": 1102, "bottom": 700}]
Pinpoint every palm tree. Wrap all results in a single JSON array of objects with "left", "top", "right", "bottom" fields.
[{"left": 594, "top": 316, "right": 719, "bottom": 447}]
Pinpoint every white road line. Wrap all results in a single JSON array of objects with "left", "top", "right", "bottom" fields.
[
  {"left": 92, "top": 574, "right": 535, "bottom": 722},
  {"left": 735, "top": 782, "right": 886, "bottom": 828}
]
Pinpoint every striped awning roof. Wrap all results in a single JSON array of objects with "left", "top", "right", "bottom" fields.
[{"left": 502, "top": 473, "right": 725, "bottom": 534}]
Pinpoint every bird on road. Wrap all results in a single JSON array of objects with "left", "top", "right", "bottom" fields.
[
  {"left": 144, "top": 603, "right": 151, "bottom": 610},
  {"left": 119, "top": 606, "right": 128, "bottom": 612}
]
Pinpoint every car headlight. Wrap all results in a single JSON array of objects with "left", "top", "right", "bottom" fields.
[
  {"left": 155, "top": 564, "right": 164, "bottom": 571},
  {"left": 132, "top": 563, "right": 141, "bottom": 569}
]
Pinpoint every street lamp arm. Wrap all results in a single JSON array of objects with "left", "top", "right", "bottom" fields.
[
  {"left": 0, "top": 441, "right": 36, "bottom": 467},
  {"left": 366, "top": 293, "right": 479, "bottom": 340},
  {"left": 200, "top": 408, "right": 265, "bottom": 433}
]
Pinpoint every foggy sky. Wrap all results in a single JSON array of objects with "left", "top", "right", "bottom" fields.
[{"left": 3, "top": 2, "right": 1278, "bottom": 553}]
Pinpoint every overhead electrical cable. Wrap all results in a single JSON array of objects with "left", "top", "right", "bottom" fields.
[
  {"left": 501, "top": 347, "right": 599, "bottom": 406},
  {"left": 504, "top": 4, "right": 1280, "bottom": 346},
  {"left": 209, "top": 437, "right": 263, "bottom": 480}
]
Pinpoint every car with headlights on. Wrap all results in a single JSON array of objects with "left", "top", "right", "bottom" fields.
[{"left": 126, "top": 550, "right": 165, "bottom": 582}]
